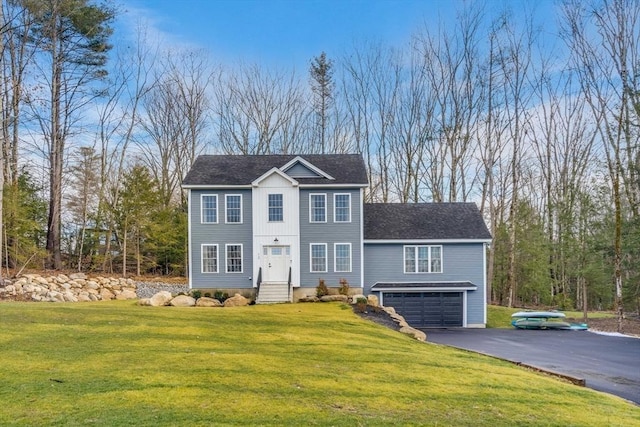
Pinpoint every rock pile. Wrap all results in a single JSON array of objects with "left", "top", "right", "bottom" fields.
[
  {"left": 0, "top": 273, "right": 138, "bottom": 303},
  {"left": 138, "top": 292, "right": 249, "bottom": 308}
]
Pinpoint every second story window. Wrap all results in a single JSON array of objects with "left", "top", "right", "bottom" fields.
[
  {"left": 334, "top": 193, "right": 351, "bottom": 222},
  {"left": 226, "top": 194, "right": 242, "bottom": 223},
  {"left": 404, "top": 245, "right": 443, "bottom": 273},
  {"left": 268, "top": 194, "right": 283, "bottom": 222},
  {"left": 201, "top": 195, "right": 217, "bottom": 223},
  {"left": 310, "top": 194, "right": 326, "bottom": 222}
]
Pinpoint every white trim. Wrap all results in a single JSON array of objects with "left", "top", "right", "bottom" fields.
[
  {"left": 310, "top": 243, "right": 328, "bottom": 273},
  {"left": 225, "top": 194, "right": 243, "bottom": 224},
  {"left": 483, "top": 242, "right": 488, "bottom": 325},
  {"left": 201, "top": 244, "right": 219, "bottom": 274},
  {"left": 187, "top": 190, "right": 193, "bottom": 288},
  {"left": 364, "top": 239, "right": 492, "bottom": 244},
  {"left": 334, "top": 243, "right": 352, "bottom": 273},
  {"left": 184, "top": 184, "right": 367, "bottom": 190},
  {"left": 299, "top": 183, "right": 368, "bottom": 188},
  {"left": 309, "top": 193, "right": 327, "bottom": 223},
  {"left": 182, "top": 184, "right": 252, "bottom": 189},
  {"left": 225, "top": 243, "right": 243, "bottom": 273},
  {"left": 403, "top": 245, "right": 443, "bottom": 274},
  {"left": 280, "top": 156, "right": 335, "bottom": 180},
  {"left": 374, "top": 286, "right": 477, "bottom": 292},
  {"left": 333, "top": 193, "right": 352, "bottom": 223},
  {"left": 252, "top": 167, "right": 299, "bottom": 187},
  {"left": 200, "top": 194, "right": 218, "bottom": 224},
  {"left": 360, "top": 189, "right": 364, "bottom": 288}
]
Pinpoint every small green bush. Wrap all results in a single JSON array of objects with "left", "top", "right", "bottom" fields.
[
  {"left": 355, "top": 297, "right": 368, "bottom": 313},
  {"left": 191, "top": 290, "right": 202, "bottom": 299},
  {"left": 316, "top": 279, "right": 329, "bottom": 298},
  {"left": 214, "top": 290, "right": 229, "bottom": 302},
  {"left": 204, "top": 292, "right": 212, "bottom": 298}
]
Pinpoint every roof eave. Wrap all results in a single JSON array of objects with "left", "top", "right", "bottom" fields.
[{"left": 364, "top": 238, "right": 492, "bottom": 244}]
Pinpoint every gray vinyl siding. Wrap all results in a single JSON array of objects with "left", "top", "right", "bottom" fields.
[
  {"left": 363, "top": 242, "right": 485, "bottom": 325},
  {"left": 299, "top": 189, "right": 362, "bottom": 288},
  {"left": 286, "top": 163, "right": 320, "bottom": 178},
  {"left": 190, "top": 189, "right": 254, "bottom": 289}
]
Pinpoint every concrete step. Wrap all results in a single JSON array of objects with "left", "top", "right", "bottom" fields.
[{"left": 257, "top": 282, "right": 290, "bottom": 304}]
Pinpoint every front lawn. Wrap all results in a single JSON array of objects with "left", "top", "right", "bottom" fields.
[{"left": 0, "top": 302, "right": 637, "bottom": 426}]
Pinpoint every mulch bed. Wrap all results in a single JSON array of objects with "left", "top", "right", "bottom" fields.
[{"left": 353, "top": 305, "right": 402, "bottom": 331}]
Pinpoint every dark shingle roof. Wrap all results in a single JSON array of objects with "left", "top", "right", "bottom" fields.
[
  {"left": 364, "top": 203, "right": 491, "bottom": 240},
  {"left": 182, "top": 154, "right": 368, "bottom": 186},
  {"left": 371, "top": 282, "right": 477, "bottom": 290}
]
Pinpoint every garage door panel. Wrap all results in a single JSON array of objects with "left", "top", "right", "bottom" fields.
[{"left": 383, "top": 291, "right": 463, "bottom": 327}]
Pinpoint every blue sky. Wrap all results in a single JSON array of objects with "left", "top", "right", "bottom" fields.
[{"left": 118, "top": 0, "right": 554, "bottom": 70}]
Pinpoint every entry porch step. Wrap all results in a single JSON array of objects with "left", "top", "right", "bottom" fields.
[{"left": 256, "top": 282, "right": 291, "bottom": 304}]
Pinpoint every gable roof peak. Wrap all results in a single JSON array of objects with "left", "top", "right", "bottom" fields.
[
  {"left": 252, "top": 167, "right": 299, "bottom": 187},
  {"left": 280, "top": 155, "right": 335, "bottom": 180}
]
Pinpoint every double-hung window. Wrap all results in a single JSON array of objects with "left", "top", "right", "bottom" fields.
[
  {"left": 334, "top": 243, "right": 352, "bottom": 272},
  {"left": 225, "top": 194, "right": 242, "bottom": 223},
  {"left": 268, "top": 194, "right": 283, "bottom": 222},
  {"left": 201, "top": 195, "right": 217, "bottom": 223},
  {"left": 310, "top": 194, "right": 326, "bottom": 222},
  {"left": 404, "top": 245, "right": 442, "bottom": 273},
  {"left": 334, "top": 194, "right": 351, "bottom": 222},
  {"left": 226, "top": 244, "right": 243, "bottom": 273},
  {"left": 201, "top": 244, "right": 218, "bottom": 273},
  {"left": 310, "top": 243, "right": 327, "bottom": 272}
]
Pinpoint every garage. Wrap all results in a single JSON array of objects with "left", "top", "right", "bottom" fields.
[
  {"left": 383, "top": 292, "right": 463, "bottom": 327},
  {"left": 371, "top": 282, "right": 478, "bottom": 328}
]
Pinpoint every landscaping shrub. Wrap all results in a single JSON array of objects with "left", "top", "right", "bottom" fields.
[
  {"left": 316, "top": 279, "right": 329, "bottom": 297},
  {"left": 214, "top": 290, "right": 229, "bottom": 302},
  {"left": 355, "top": 297, "right": 368, "bottom": 313},
  {"left": 191, "top": 290, "right": 202, "bottom": 299},
  {"left": 338, "top": 278, "right": 350, "bottom": 295}
]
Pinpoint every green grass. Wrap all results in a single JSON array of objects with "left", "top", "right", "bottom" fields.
[
  {"left": 487, "top": 305, "right": 617, "bottom": 328},
  {"left": 1, "top": 302, "right": 637, "bottom": 426}
]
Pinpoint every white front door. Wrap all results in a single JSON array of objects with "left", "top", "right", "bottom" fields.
[{"left": 262, "top": 246, "right": 290, "bottom": 283}]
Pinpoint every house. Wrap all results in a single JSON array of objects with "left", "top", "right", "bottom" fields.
[{"left": 182, "top": 154, "right": 491, "bottom": 328}]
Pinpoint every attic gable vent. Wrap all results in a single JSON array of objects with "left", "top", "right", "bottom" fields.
[{"left": 281, "top": 156, "right": 335, "bottom": 180}]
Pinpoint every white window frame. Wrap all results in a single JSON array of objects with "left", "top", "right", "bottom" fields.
[
  {"left": 309, "top": 193, "right": 327, "bottom": 223},
  {"left": 201, "top": 244, "right": 219, "bottom": 273},
  {"left": 310, "top": 243, "right": 328, "bottom": 273},
  {"left": 268, "top": 193, "right": 283, "bottom": 222},
  {"left": 225, "top": 194, "right": 243, "bottom": 224},
  {"left": 403, "top": 245, "right": 443, "bottom": 274},
  {"left": 334, "top": 243, "right": 352, "bottom": 273},
  {"left": 334, "top": 193, "right": 351, "bottom": 223},
  {"left": 201, "top": 194, "right": 218, "bottom": 224},
  {"left": 225, "top": 243, "right": 243, "bottom": 273}
]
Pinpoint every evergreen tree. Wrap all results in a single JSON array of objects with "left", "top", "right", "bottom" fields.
[
  {"left": 21, "top": 0, "right": 115, "bottom": 269},
  {"left": 309, "top": 52, "right": 334, "bottom": 154}
]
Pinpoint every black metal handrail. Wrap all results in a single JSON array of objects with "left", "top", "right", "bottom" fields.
[
  {"left": 287, "top": 267, "right": 292, "bottom": 302},
  {"left": 256, "top": 267, "right": 262, "bottom": 300}
]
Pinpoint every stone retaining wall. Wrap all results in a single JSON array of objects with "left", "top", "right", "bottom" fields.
[{"left": 0, "top": 273, "right": 138, "bottom": 303}]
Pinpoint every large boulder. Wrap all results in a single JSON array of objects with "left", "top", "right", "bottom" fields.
[
  {"left": 319, "top": 294, "right": 348, "bottom": 303},
  {"left": 350, "top": 294, "right": 366, "bottom": 304},
  {"left": 100, "top": 288, "right": 115, "bottom": 300},
  {"left": 169, "top": 295, "right": 196, "bottom": 307},
  {"left": 367, "top": 294, "right": 379, "bottom": 307},
  {"left": 223, "top": 293, "right": 249, "bottom": 307},
  {"left": 115, "top": 289, "right": 137, "bottom": 300},
  {"left": 399, "top": 326, "right": 427, "bottom": 341},
  {"left": 195, "top": 297, "right": 223, "bottom": 307},
  {"left": 149, "top": 291, "right": 173, "bottom": 307}
]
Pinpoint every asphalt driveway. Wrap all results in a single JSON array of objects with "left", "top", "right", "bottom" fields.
[{"left": 425, "top": 328, "right": 640, "bottom": 405}]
